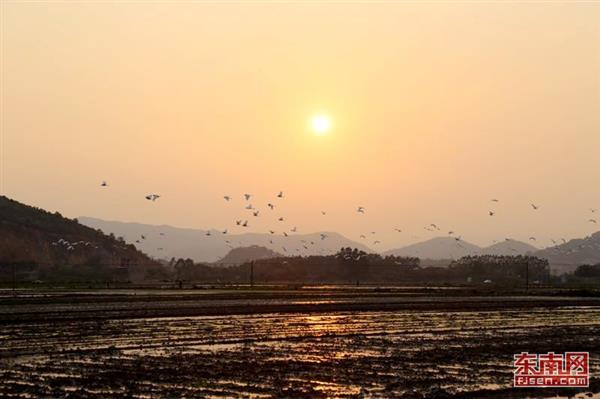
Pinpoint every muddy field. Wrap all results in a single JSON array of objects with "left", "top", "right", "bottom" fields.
[{"left": 0, "top": 289, "right": 598, "bottom": 398}]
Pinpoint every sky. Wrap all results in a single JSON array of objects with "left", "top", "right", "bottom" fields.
[{"left": 1, "top": 1, "right": 599, "bottom": 251}]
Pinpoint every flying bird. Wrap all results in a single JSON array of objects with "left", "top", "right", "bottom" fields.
[
  {"left": 205, "top": 231, "right": 211, "bottom": 236},
  {"left": 268, "top": 203, "right": 275, "bottom": 210},
  {"left": 357, "top": 207, "right": 365, "bottom": 213},
  {"left": 269, "top": 230, "right": 275, "bottom": 234},
  {"left": 360, "top": 235, "right": 366, "bottom": 239},
  {"left": 590, "top": 219, "right": 597, "bottom": 224},
  {"left": 283, "top": 232, "right": 288, "bottom": 237},
  {"left": 141, "top": 235, "right": 146, "bottom": 240},
  {"left": 101, "top": 181, "right": 108, "bottom": 187},
  {"left": 145, "top": 194, "right": 160, "bottom": 201},
  {"left": 321, "top": 211, "right": 327, "bottom": 215},
  {"left": 529, "top": 237, "right": 536, "bottom": 241},
  {"left": 491, "top": 199, "right": 499, "bottom": 202},
  {"left": 245, "top": 204, "right": 254, "bottom": 210},
  {"left": 278, "top": 217, "right": 284, "bottom": 221},
  {"left": 222, "top": 229, "right": 228, "bottom": 234},
  {"left": 373, "top": 240, "right": 381, "bottom": 245},
  {"left": 394, "top": 228, "right": 402, "bottom": 233},
  {"left": 253, "top": 210, "right": 260, "bottom": 217},
  {"left": 291, "top": 227, "right": 297, "bottom": 232},
  {"left": 531, "top": 203, "right": 539, "bottom": 210},
  {"left": 591, "top": 208, "right": 598, "bottom": 213},
  {"left": 235, "top": 220, "right": 242, "bottom": 225},
  {"left": 277, "top": 191, "right": 284, "bottom": 198},
  {"left": 223, "top": 196, "right": 231, "bottom": 201},
  {"left": 244, "top": 193, "right": 252, "bottom": 201},
  {"left": 320, "top": 233, "right": 328, "bottom": 240},
  {"left": 242, "top": 220, "right": 248, "bottom": 227},
  {"left": 489, "top": 211, "right": 495, "bottom": 216}
]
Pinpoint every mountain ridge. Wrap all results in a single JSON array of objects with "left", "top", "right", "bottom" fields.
[
  {"left": 534, "top": 231, "right": 600, "bottom": 274},
  {"left": 79, "top": 217, "right": 371, "bottom": 262},
  {"left": 383, "top": 237, "right": 538, "bottom": 259}
]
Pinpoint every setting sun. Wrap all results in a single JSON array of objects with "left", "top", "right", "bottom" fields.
[{"left": 311, "top": 114, "right": 332, "bottom": 135}]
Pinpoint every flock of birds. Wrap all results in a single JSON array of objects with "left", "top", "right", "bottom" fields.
[
  {"left": 50, "top": 238, "right": 97, "bottom": 252},
  {"left": 218, "top": 191, "right": 336, "bottom": 254},
  {"left": 92, "top": 180, "right": 600, "bottom": 260}
]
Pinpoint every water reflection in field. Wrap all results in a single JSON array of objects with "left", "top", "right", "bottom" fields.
[{"left": 0, "top": 306, "right": 599, "bottom": 398}]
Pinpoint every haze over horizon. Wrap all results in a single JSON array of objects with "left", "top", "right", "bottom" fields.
[{"left": 2, "top": 2, "right": 599, "bottom": 251}]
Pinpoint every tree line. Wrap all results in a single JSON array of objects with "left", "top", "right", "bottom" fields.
[{"left": 170, "top": 249, "right": 551, "bottom": 286}]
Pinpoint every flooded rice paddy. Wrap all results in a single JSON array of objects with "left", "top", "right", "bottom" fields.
[{"left": 0, "top": 289, "right": 598, "bottom": 398}]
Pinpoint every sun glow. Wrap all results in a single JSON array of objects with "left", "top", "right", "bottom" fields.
[{"left": 311, "top": 114, "right": 332, "bottom": 135}]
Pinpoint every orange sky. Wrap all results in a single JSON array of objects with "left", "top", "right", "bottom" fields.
[{"left": 1, "top": 1, "right": 599, "bottom": 250}]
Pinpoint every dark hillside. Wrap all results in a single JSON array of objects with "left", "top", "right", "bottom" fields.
[
  {"left": 214, "top": 245, "right": 283, "bottom": 266},
  {"left": 0, "top": 196, "right": 165, "bottom": 282}
]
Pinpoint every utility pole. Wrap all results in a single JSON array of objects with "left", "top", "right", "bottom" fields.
[
  {"left": 525, "top": 262, "right": 529, "bottom": 291},
  {"left": 12, "top": 263, "right": 16, "bottom": 295},
  {"left": 250, "top": 261, "right": 254, "bottom": 288}
]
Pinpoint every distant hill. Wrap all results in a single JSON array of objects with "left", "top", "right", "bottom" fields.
[
  {"left": 79, "top": 217, "right": 371, "bottom": 262},
  {"left": 389, "top": 232, "right": 600, "bottom": 275},
  {"left": 534, "top": 231, "right": 600, "bottom": 274},
  {"left": 0, "top": 196, "right": 164, "bottom": 282},
  {"left": 384, "top": 237, "right": 537, "bottom": 260},
  {"left": 215, "top": 245, "right": 283, "bottom": 266},
  {"left": 383, "top": 237, "right": 481, "bottom": 259},
  {"left": 481, "top": 239, "right": 537, "bottom": 256}
]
